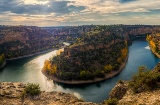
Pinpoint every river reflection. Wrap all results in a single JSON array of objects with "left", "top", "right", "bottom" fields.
[{"left": 0, "top": 40, "right": 160, "bottom": 103}]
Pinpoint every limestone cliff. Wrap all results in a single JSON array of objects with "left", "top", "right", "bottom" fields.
[
  {"left": 108, "top": 63, "right": 160, "bottom": 105},
  {"left": 0, "top": 82, "right": 99, "bottom": 105}
]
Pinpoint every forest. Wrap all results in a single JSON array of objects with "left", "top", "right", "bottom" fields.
[
  {"left": 43, "top": 25, "right": 160, "bottom": 81},
  {"left": 43, "top": 26, "right": 128, "bottom": 80},
  {"left": 146, "top": 32, "right": 160, "bottom": 54}
]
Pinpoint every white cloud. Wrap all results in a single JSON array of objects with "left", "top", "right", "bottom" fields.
[
  {"left": 23, "top": 0, "right": 49, "bottom": 4},
  {"left": 67, "top": 0, "right": 160, "bottom": 14},
  {"left": 1, "top": 0, "right": 160, "bottom": 26}
]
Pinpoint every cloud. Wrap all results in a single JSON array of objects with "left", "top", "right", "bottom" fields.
[
  {"left": 0, "top": 0, "right": 85, "bottom": 15},
  {"left": 0, "top": 0, "right": 160, "bottom": 26}
]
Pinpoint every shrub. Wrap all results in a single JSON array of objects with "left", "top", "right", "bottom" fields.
[
  {"left": 23, "top": 83, "right": 41, "bottom": 97},
  {"left": 105, "top": 98, "right": 118, "bottom": 105},
  {"left": 129, "top": 66, "right": 160, "bottom": 93}
]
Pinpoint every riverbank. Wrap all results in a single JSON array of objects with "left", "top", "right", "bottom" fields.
[
  {"left": 6, "top": 48, "right": 60, "bottom": 61},
  {"left": 149, "top": 45, "right": 160, "bottom": 58},
  {"left": 42, "top": 54, "right": 128, "bottom": 85}
]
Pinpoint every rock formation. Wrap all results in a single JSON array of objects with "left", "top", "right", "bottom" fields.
[{"left": 0, "top": 82, "right": 99, "bottom": 105}]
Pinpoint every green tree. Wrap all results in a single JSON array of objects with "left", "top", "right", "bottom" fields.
[
  {"left": 129, "top": 66, "right": 160, "bottom": 93},
  {"left": 23, "top": 83, "right": 41, "bottom": 98},
  {"left": 104, "top": 64, "right": 113, "bottom": 73}
]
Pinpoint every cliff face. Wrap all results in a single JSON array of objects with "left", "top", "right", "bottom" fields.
[
  {"left": 109, "top": 63, "right": 160, "bottom": 105},
  {"left": 0, "top": 82, "right": 99, "bottom": 105},
  {"left": 109, "top": 81, "right": 128, "bottom": 100},
  {"left": 118, "top": 89, "right": 160, "bottom": 105},
  {"left": 109, "top": 81, "right": 160, "bottom": 105}
]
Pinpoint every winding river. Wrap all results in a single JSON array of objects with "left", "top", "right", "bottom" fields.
[{"left": 0, "top": 39, "right": 159, "bottom": 103}]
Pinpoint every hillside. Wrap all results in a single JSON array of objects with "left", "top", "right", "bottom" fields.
[
  {"left": 147, "top": 31, "right": 160, "bottom": 58},
  {"left": 42, "top": 25, "right": 160, "bottom": 83},
  {"left": 106, "top": 63, "right": 160, "bottom": 105},
  {"left": 0, "top": 25, "right": 159, "bottom": 60},
  {"left": 0, "top": 26, "right": 63, "bottom": 59},
  {"left": 43, "top": 25, "right": 128, "bottom": 82}
]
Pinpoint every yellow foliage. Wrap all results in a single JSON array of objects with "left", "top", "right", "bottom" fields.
[
  {"left": 43, "top": 60, "right": 49, "bottom": 70},
  {"left": 149, "top": 40, "right": 156, "bottom": 51},
  {"left": 50, "top": 65, "right": 57, "bottom": 74},
  {"left": 117, "top": 57, "right": 122, "bottom": 64},
  {"left": 104, "top": 64, "right": 113, "bottom": 72},
  {"left": 43, "top": 60, "right": 57, "bottom": 74},
  {"left": 56, "top": 49, "right": 63, "bottom": 55},
  {"left": 121, "top": 48, "right": 128, "bottom": 59},
  {"left": 116, "top": 48, "right": 128, "bottom": 64},
  {"left": 146, "top": 35, "right": 152, "bottom": 41}
]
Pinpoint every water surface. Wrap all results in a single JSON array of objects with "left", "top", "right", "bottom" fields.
[{"left": 0, "top": 40, "right": 159, "bottom": 103}]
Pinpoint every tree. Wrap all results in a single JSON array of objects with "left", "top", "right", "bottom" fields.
[
  {"left": 117, "top": 57, "right": 122, "bottom": 64},
  {"left": 23, "top": 83, "right": 41, "bottom": 99},
  {"left": 43, "top": 60, "right": 57, "bottom": 74},
  {"left": 104, "top": 64, "right": 113, "bottom": 73},
  {"left": 129, "top": 66, "right": 160, "bottom": 93}
]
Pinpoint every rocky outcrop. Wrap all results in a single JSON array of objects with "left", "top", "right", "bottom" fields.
[
  {"left": 0, "top": 82, "right": 100, "bottom": 105},
  {"left": 152, "top": 62, "right": 160, "bottom": 73},
  {"left": 108, "top": 63, "right": 160, "bottom": 105},
  {"left": 0, "top": 82, "right": 25, "bottom": 98},
  {"left": 118, "top": 89, "right": 160, "bottom": 105},
  {"left": 108, "top": 80, "right": 160, "bottom": 105},
  {"left": 109, "top": 81, "right": 128, "bottom": 100}
]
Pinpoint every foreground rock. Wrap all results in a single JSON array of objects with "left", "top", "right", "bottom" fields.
[
  {"left": 0, "top": 82, "right": 100, "bottom": 105},
  {"left": 108, "top": 80, "right": 160, "bottom": 105},
  {"left": 118, "top": 89, "right": 160, "bottom": 105},
  {"left": 109, "top": 81, "right": 128, "bottom": 100},
  {"left": 108, "top": 63, "right": 160, "bottom": 105}
]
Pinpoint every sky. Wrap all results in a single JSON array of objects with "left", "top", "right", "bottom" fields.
[{"left": 0, "top": 0, "right": 160, "bottom": 26}]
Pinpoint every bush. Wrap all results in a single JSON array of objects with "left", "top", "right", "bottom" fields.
[
  {"left": 105, "top": 98, "right": 118, "bottom": 105},
  {"left": 23, "top": 83, "right": 41, "bottom": 97},
  {"left": 129, "top": 66, "right": 160, "bottom": 93}
]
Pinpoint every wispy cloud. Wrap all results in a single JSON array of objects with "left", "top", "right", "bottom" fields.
[{"left": 0, "top": 0, "right": 160, "bottom": 26}]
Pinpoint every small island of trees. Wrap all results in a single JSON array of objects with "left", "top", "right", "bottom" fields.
[{"left": 42, "top": 26, "right": 128, "bottom": 83}]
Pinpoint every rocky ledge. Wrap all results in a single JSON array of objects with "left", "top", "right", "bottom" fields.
[
  {"left": 0, "top": 82, "right": 100, "bottom": 105},
  {"left": 108, "top": 80, "right": 160, "bottom": 105}
]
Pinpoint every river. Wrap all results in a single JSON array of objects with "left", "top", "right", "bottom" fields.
[{"left": 0, "top": 39, "right": 159, "bottom": 103}]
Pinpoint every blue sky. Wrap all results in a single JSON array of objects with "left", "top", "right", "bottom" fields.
[{"left": 0, "top": 0, "right": 160, "bottom": 26}]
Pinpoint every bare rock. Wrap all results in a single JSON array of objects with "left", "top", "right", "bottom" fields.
[{"left": 109, "top": 80, "right": 128, "bottom": 100}]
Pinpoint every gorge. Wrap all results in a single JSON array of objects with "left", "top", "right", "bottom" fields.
[{"left": 0, "top": 39, "right": 159, "bottom": 103}]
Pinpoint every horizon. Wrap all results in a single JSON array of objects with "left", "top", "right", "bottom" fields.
[
  {"left": 0, "top": 0, "right": 160, "bottom": 26},
  {"left": 1, "top": 24, "right": 160, "bottom": 27}
]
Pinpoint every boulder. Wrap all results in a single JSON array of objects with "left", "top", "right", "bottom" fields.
[{"left": 109, "top": 80, "right": 128, "bottom": 100}]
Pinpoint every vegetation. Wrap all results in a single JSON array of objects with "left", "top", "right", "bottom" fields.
[
  {"left": 23, "top": 83, "right": 41, "bottom": 98},
  {"left": 44, "top": 25, "right": 130, "bottom": 81},
  {"left": 0, "top": 54, "right": 5, "bottom": 66},
  {"left": 0, "top": 25, "right": 95, "bottom": 59},
  {"left": 146, "top": 35, "right": 157, "bottom": 51},
  {"left": 43, "top": 60, "right": 57, "bottom": 74},
  {"left": 104, "top": 98, "right": 118, "bottom": 105},
  {"left": 146, "top": 32, "right": 160, "bottom": 55},
  {"left": 129, "top": 66, "right": 160, "bottom": 93}
]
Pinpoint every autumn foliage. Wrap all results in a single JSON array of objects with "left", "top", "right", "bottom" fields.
[
  {"left": 117, "top": 48, "right": 128, "bottom": 64},
  {"left": 147, "top": 34, "right": 158, "bottom": 51},
  {"left": 43, "top": 60, "right": 57, "bottom": 74}
]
